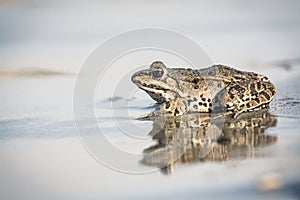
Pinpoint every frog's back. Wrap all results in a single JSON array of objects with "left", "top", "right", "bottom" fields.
[
  {"left": 199, "top": 64, "right": 268, "bottom": 82},
  {"left": 167, "top": 64, "right": 276, "bottom": 114}
]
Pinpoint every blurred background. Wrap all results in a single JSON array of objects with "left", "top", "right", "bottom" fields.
[{"left": 0, "top": 0, "right": 300, "bottom": 73}]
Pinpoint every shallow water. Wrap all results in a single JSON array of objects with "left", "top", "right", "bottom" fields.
[{"left": 0, "top": 64, "right": 300, "bottom": 200}]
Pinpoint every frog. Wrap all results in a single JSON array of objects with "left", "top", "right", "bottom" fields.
[{"left": 131, "top": 61, "right": 276, "bottom": 117}]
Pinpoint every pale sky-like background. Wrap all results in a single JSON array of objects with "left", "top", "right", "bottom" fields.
[{"left": 0, "top": 0, "right": 300, "bottom": 73}]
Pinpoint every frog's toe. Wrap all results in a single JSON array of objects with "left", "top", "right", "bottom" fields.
[
  {"left": 136, "top": 113, "right": 153, "bottom": 120},
  {"left": 136, "top": 110, "right": 162, "bottom": 120}
]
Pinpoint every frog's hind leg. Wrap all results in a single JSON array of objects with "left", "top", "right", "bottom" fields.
[{"left": 225, "top": 79, "right": 276, "bottom": 116}]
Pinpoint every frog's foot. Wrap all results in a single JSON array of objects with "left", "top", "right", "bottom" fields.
[
  {"left": 137, "top": 110, "right": 165, "bottom": 120},
  {"left": 137, "top": 113, "right": 156, "bottom": 120}
]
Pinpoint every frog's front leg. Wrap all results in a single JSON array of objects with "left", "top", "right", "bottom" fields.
[
  {"left": 160, "top": 98, "right": 189, "bottom": 116},
  {"left": 139, "top": 98, "right": 189, "bottom": 119}
]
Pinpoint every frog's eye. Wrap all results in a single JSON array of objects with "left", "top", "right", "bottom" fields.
[{"left": 151, "top": 67, "right": 164, "bottom": 79}]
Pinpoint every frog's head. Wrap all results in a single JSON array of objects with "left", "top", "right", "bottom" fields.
[{"left": 131, "top": 61, "right": 183, "bottom": 103}]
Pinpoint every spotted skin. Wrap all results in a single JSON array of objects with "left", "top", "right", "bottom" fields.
[{"left": 131, "top": 61, "right": 276, "bottom": 117}]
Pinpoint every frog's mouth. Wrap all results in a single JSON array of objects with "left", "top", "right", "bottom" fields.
[{"left": 134, "top": 80, "right": 178, "bottom": 103}]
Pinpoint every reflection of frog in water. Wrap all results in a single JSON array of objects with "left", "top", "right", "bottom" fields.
[
  {"left": 132, "top": 61, "right": 276, "bottom": 117},
  {"left": 141, "top": 110, "right": 277, "bottom": 174}
]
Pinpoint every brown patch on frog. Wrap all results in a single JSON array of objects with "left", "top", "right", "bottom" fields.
[
  {"left": 165, "top": 101, "right": 171, "bottom": 109},
  {"left": 246, "top": 102, "right": 251, "bottom": 108},
  {"left": 260, "top": 91, "right": 271, "bottom": 101},
  {"left": 174, "top": 108, "right": 180, "bottom": 116},
  {"left": 257, "top": 82, "right": 261, "bottom": 90},
  {"left": 192, "top": 78, "right": 200, "bottom": 84},
  {"left": 253, "top": 98, "right": 260, "bottom": 104}
]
